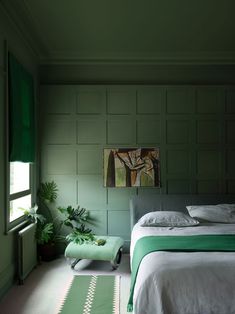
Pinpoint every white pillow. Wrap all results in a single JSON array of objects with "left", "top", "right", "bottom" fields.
[
  {"left": 139, "top": 211, "right": 199, "bottom": 227},
  {"left": 186, "top": 204, "right": 235, "bottom": 223}
]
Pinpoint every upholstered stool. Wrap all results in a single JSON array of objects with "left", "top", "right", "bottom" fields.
[{"left": 65, "top": 236, "right": 124, "bottom": 270}]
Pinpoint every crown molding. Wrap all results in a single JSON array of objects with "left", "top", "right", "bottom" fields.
[
  {"left": 0, "top": 0, "right": 48, "bottom": 60},
  {"left": 2, "top": 1, "right": 235, "bottom": 67},
  {"left": 40, "top": 50, "right": 235, "bottom": 66}
]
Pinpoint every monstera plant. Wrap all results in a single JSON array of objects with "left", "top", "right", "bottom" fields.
[
  {"left": 24, "top": 181, "right": 96, "bottom": 261},
  {"left": 57, "top": 205, "right": 95, "bottom": 244},
  {"left": 39, "top": 181, "right": 58, "bottom": 204}
]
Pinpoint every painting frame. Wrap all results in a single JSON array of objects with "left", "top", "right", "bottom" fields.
[{"left": 103, "top": 147, "right": 160, "bottom": 188}]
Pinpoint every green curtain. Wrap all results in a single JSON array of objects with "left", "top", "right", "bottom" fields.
[{"left": 8, "top": 53, "right": 35, "bottom": 162}]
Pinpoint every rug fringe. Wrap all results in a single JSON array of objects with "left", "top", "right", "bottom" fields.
[{"left": 56, "top": 276, "right": 74, "bottom": 314}]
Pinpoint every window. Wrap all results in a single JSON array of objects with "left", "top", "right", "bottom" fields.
[
  {"left": 9, "top": 162, "right": 32, "bottom": 222},
  {"left": 6, "top": 51, "right": 35, "bottom": 232}
]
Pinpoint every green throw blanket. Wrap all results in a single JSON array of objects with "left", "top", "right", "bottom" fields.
[{"left": 127, "top": 234, "right": 235, "bottom": 312}]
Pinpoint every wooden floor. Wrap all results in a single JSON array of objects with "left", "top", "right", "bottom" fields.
[{"left": 0, "top": 254, "right": 131, "bottom": 314}]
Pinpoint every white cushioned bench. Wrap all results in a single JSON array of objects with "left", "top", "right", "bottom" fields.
[{"left": 65, "top": 236, "right": 124, "bottom": 270}]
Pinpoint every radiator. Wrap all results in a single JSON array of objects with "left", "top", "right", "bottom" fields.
[{"left": 18, "top": 223, "right": 37, "bottom": 284}]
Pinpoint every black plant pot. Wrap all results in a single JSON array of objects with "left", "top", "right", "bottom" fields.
[{"left": 38, "top": 242, "right": 56, "bottom": 262}]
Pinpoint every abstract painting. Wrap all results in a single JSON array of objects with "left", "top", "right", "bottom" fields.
[{"left": 104, "top": 148, "right": 160, "bottom": 187}]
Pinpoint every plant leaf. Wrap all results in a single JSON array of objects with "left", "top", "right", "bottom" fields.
[
  {"left": 66, "top": 226, "right": 95, "bottom": 245},
  {"left": 64, "top": 221, "right": 74, "bottom": 229},
  {"left": 36, "top": 222, "right": 54, "bottom": 245},
  {"left": 39, "top": 181, "right": 58, "bottom": 203}
]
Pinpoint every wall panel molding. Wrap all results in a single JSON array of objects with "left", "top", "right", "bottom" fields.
[
  {"left": 39, "top": 65, "right": 235, "bottom": 85},
  {"left": 40, "top": 84, "right": 235, "bottom": 249}
]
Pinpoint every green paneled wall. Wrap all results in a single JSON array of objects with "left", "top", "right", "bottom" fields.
[{"left": 40, "top": 85, "right": 235, "bottom": 249}]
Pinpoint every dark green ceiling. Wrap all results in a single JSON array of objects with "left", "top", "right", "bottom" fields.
[{"left": 2, "top": 0, "right": 235, "bottom": 64}]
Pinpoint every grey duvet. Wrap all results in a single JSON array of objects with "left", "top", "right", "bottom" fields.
[{"left": 131, "top": 223, "right": 235, "bottom": 314}]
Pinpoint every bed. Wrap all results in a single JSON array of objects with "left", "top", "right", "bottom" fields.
[{"left": 128, "top": 194, "right": 235, "bottom": 314}]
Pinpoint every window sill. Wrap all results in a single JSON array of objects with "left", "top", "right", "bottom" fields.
[{"left": 5, "top": 219, "right": 28, "bottom": 235}]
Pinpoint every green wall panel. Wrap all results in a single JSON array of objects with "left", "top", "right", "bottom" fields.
[
  {"left": 196, "top": 88, "right": 221, "bottom": 113},
  {"left": 197, "top": 180, "right": 220, "bottom": 194},
  {"left": 138, "top": 187, "right": 161, "bottom": 195},
  {"left": 108, "top": 211, "right": 130, "bottom": 240},
  {"left": 107, "top": 188, "right": 136, "bottom": 211},
  {"left": 77, "top": 175, "right": 106, "bottom": 210},
  {"left": 89, "top": 211, "right": 107, "bottom": 235},
  {"left": 166, "top": 88, "right": 194, "bottom": 114},
  {"left": 43, "top": 118, "right": 76, "bottom": 145},
  {"left": 197, "top": 150, "right": 221, "bottom": 177},
  {"left": 107, "top": 117, "right": 135, "bottom": 144},
  {"left": 166, "top": 120, "right": 190, "bottom": 144},
  {"left": 77, "top": 146, "right": 102, "bottom": 174},
  {"left": 196, "top": 120, "right": 220, "bottom": 144},
  {"left": 137, "top": 88, "right": 163, "bottom": 114},
  {"left": 40, "top": 84, "right": 235, "bottom": 250},
  {"left": 107, "top": 90, "right": 135, "bottom": 114},
  {"left": 166, "top": 150, "right": 190, "bottom": 175},
  {"left": 52, "top": 177, "right": 77, "bottom": 207},
  {"left": 77, "top": 118, "right": 106, "bottom": 144},
  {"left": 137, "top": 119, "right": 161, "bottom": 144},
  {"left": 41, "top": 86, "right": 75, "bottom": 114},
  {"left": 77, "top": 90, "right": 106, "bottom": 114},
  {"left": 167, "top": 180, "right": 191, "bottom": 194},
  {"left": 46, "top": 147, "right": 76, "bottom": 175}
]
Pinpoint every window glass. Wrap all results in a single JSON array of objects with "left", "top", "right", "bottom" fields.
[
  {"left": 10, "top": 162, "right": 30, "bottom": 194},
  {"left": 10, "top": 194, "right": 31, "bottom": 222}
]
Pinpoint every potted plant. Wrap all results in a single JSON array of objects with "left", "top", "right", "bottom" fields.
[
  {"left": 22, "top": 204, "right": 57, "bottom": 261},
  {"left": 36, "top": 222, "right": 56, "bottom": 261},
  {"left": 57, "top": 205, "right": 95, "bottom": 244},
  {"left": 24, "top": 180, "right": 97, "bottom": 261},
  {"left": 37, "top": 181, "right": 59, "bottom": 261}
]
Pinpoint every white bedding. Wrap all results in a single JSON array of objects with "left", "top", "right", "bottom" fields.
[{"left": 130, "top": 223, "right": 235, "bottom": 314}]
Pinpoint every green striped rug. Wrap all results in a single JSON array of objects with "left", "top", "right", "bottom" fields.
[{"left": 58, "top": 275, "right": 120, "bottom": 314}]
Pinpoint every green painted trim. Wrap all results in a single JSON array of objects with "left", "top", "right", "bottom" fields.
[
  {"left": 39, "top": 65, "right": 235, "bottom": 85},
  {"left": 40, "top": 52, "right": 235, "bottom": 66},
  {"left": 0, "top": 2, "right": 45, "bottom": 59},
  {"left": 4, "top": 39, "right": 9, "bottom": 235}
]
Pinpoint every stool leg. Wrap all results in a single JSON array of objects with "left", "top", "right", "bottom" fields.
[
  {"left": 111, "top": 248, "right": 122, "bottom": 270},
  {"left": 71, "top": 258, "right": 81, "bottom": 269}
]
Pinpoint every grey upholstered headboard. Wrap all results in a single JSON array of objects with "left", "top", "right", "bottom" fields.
[{"left": 130, "top": 194, "right": 235, "bottom": 229}]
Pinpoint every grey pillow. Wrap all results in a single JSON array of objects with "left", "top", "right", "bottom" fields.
[
  {"left": 186, "top": 204, "right": 235, "bottom": 223},
  {"left": 139, "top": 211, "right": 199, "bottom": 227}
]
